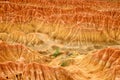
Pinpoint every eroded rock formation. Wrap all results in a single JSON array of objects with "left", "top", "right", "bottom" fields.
[
  {"left": 0, "top": 0, "right": 120, "bottom": 80},
  {"left": 0, "top": 62, "right": 75, "bottom": 80}
]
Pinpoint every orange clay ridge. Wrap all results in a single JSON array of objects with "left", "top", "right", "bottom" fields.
[
  {"left": 0, "top": 0, "right": 120, "bottom": 80},
  {"left": 1, "top": 0, "right": 120, "bottom": 44}
]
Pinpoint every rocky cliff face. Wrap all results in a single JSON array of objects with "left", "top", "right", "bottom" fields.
[{"left": 0, "top": 0, "right": 120, "bottom": 80}]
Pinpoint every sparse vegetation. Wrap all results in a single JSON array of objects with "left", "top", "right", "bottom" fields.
[
  {"left": 51, "top": 48, "right": 61, "bottom": 57},
  {"left": 61, "top": 61, "right": 68, "bottom": 67}
]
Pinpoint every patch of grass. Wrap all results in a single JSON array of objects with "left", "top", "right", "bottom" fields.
[
  {"left": 51, "top": 48, "right": 60, "bottom": 57},
  {"left": 60, "top": 61, "right": 68, "bottom": 67}
]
